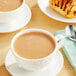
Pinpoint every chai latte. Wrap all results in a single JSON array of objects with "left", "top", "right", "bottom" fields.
[
  {"left": 14, "top": 32, "right": 55, "bottom": 59},
  {"left": 0, "top": 0, "right": 23, "bottom": 12}
]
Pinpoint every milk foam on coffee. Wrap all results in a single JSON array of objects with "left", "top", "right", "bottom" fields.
[
  {"left": 14, "top": 32, "right": 55, "bottom": 59},
  {"left": 0, "top": 0, "right": 22, "bottom": 12}
]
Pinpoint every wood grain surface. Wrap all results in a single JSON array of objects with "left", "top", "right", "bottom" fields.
[{"left": 0, "top": 0, "right": 76, "bottom": 76}]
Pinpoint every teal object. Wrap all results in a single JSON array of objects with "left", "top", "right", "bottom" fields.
[{"left": 55, "top": 30, "right": 76, "bottom": 71}]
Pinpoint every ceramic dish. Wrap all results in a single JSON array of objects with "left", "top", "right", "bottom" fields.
[
  {"left": 0, "top": 4, "right": 31, "bottom": 33},
  {"left": 5, "top": 50, "right": 63, "bottom": 76},
  {"left": 38, "top": 0, "right": 76, "bottom": 23}
]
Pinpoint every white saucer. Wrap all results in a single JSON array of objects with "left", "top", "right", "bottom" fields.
[
  {"left": 38, "top": 0, "right": 76, "bottom": 23},
  {"left": 0, "top": 4, "right": 31, "bottom": 33},
  {"left": 5, "top": 50, "right": 64, "bottom": 76}
]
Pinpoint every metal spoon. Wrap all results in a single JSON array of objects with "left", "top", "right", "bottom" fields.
[{"left": 65, "top": 25, "right": 76, "bottom": 42}]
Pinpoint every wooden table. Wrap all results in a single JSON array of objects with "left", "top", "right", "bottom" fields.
[{"left": 0, "top": 0, "right": 76, "bottom": 76}]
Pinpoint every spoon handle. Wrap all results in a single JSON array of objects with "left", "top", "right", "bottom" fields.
[{"left": 75, "top": 31, "right": 76, "bottom": 38}]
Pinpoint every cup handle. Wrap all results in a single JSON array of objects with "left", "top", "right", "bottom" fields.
[{"left": 55, "top": 35, "right": 65, "bottom": 49}]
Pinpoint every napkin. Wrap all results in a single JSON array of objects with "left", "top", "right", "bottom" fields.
[{"left": 55, "top": 30, "right": 76, "bottom": 71}]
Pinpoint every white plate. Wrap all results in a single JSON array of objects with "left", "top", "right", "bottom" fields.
[
  {"left": 38, "top": 0, "right": 76, "bottom": 23},
  {"left": 5, "top": 50, "right": 64, "bottom": 76},
  {"left": 0, "top": 4, "right": 31, "bottom": 33}
]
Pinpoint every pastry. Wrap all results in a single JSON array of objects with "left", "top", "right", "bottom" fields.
[{"left": 49, "top": 0, "right": 76, "bottom": 18}]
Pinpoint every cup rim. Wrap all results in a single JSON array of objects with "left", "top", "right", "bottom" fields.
[
  {"left": 0, "top": 0, "right": 24, "bottom": 13},
  {"left": 11, "top": 29, "right": 58, "bottom": 61}
]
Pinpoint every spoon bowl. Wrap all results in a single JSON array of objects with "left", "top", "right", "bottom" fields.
[{"left": 65, "top": 25, "right": 76, "bottom": 42}]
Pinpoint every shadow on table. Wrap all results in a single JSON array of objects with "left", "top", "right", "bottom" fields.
[
  {"left": 0, "top": 64, "right": 11, "bottom": 76},
  {"left": 57, "top": 49, "right": 76, "bottom": 76}
]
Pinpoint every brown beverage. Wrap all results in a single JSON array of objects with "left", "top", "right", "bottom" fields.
[
  {"left": 14, "top": 32, "right": 55, "bottom": 59},
  {"left": 0, "top": 0, "right": 23, "bottom": 12}
]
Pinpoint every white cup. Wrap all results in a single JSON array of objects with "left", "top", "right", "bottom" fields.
[
  {"left": 11, "top": 29, "right": 65, "bottom": 71},
  {"left": 0, "top": 0, "right": 26, "bottom": 24}
]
